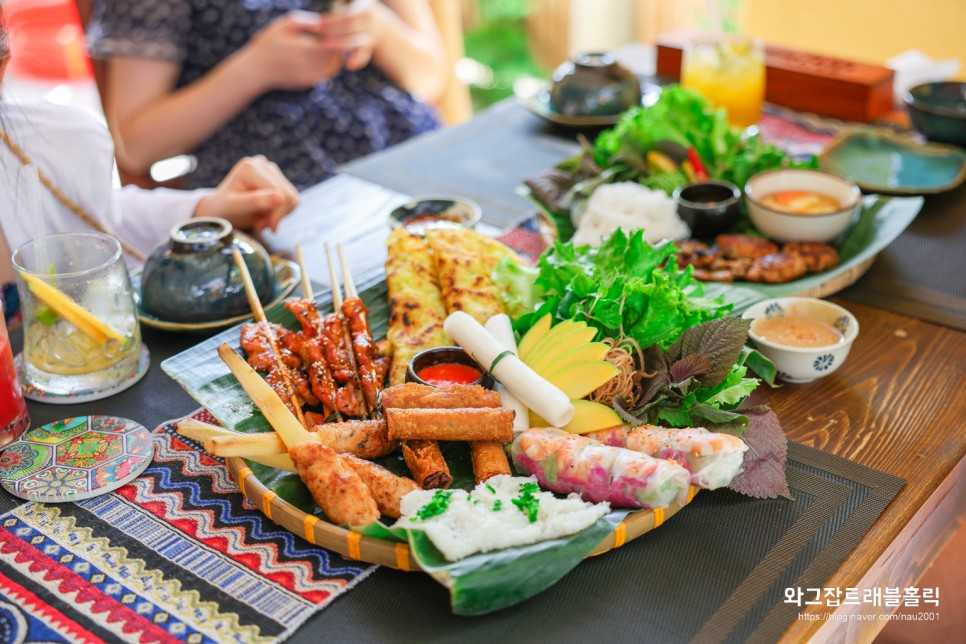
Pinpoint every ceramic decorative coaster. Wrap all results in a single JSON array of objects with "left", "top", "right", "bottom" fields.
[
  {"left": 0, "top": 415, "right": 153, "bottom": 502},
  {"left": 14, "top": 344, "right": 150, "bottom": 404}
]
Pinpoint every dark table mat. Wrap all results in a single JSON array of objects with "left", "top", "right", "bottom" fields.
[
  {"left": 11, "top": 316, "right": 905, "bottom": 642},
  {"left": 287, "top": 443, "right": 902, "bottom": 644}
]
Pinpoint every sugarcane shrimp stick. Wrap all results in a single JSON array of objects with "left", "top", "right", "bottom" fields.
[
  {"left": 176, "top": 419, "right": 298, "bottom": 471},
  {"left": 341, "top": 453, "right": 420, "bottom": 518},
  {"left": 205, "top": 419, "right": 395, "bottom": 460},
  {"left": 232, "top": 248, "right": 308, "bottom": 428},
  {"left": 326, "top": 243, "right": 371, "bottom": 417},
  {"left": 217, "top": 344, "right": 313, "bottom": 449},
  {"left": 290, "top": 441, "right": 380, "bottom": 527}
]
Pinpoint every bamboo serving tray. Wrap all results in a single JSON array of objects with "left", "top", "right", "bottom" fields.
[{"left": 226, "top": 455, "right": 697, "bottom": 570}]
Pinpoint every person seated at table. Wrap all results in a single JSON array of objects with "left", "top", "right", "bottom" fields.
[
  {"left": 85, "top": 0, "right": 448, "bottom": 190},
  {"left": 0, "top": 7, "right": 300, "bottom": 324}
]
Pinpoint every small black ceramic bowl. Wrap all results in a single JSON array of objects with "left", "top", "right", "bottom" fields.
[
  {"left": 672, "top": 180, "right": 742, "bottom": 239},
  {"left": 140, "top": 218, "right": 274, "bottom": 323},
  {"left": 388, "top": 196, "right": 482, "bottom": 234},
  {"left": 903, "top": 82, "right": 966, "bottom": 147},
  {"left": 549, "top": 52, "right": 642, "bottom": 117},
  {"left": 405, "top": 346, "right": 491, "bottom": 388}
]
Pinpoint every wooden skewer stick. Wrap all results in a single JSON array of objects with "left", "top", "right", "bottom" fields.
[
  {"left": 325, "top": 242, "right": 343, "bottom": 310},
  {"left": 337, "top": 243, "right": 358, "bottom": 299},
  {"left": 232, "top": 248, "right": 308, "bottom": 428},
  {"left": 218, "top": 343, "right": 312, "bottom": 449},
  {"left": 325, "top": 242, "right": 370, "bottom": 418},
  {"left": 295, "top": 244, "right": 313, "bottom": 300}
]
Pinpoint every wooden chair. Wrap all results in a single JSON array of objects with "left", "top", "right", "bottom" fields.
[{"left": 75, "top": 0, "right": 471, "bottom": 188}]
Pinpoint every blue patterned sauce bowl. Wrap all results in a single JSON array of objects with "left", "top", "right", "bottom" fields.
[
  {"left": 139, "top": 218, "right": 274, "bottom": 323},
  {"left": 741, "top": 297, "right": 859, "bottom": 384}
]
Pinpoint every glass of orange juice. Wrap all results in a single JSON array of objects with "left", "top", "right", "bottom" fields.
[{"left": 681, "top": 34, "right": 765, "bottom": 128}]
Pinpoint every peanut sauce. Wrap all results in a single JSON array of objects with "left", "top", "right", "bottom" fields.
[{"left": 752, "top": 316, "right": 843, "bottom": 348}]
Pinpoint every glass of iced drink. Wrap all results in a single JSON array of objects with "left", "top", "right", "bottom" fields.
[
  {"left": 0, "top": 300, "right": 30, "bottom": 447},
  {"left": 12, "top": 232, "right": 141, "bottom": 397},
  {"left": 681, "top": 34, "right": 766, "bottom": 128}
]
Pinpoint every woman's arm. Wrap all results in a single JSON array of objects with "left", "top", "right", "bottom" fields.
[
  {"left": 105, "top": 12, "right": 343, "bottom": 176},
  {"left": 317, "top": 0, "right": 448, "bottom": 103}
]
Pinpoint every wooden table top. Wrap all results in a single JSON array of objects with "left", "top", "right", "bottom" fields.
[{"left": 759, "top": 298, "right": 966, "bottom": 641}]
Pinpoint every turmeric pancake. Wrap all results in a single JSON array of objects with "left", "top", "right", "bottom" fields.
[
  {"left": 424, "top": 228, "right": 522, "bottom": 324},
  {"left": 385, "top": 229, "right": 451, "bottom": 386}
]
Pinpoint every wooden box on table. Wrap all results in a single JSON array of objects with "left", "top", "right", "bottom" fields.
[{"left": 655, "top": 31, "right": 895, "bottom": 123}]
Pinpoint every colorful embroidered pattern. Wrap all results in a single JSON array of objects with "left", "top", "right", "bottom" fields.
[
  {"left": 0, "top": 411, "right": 375, "bottom": 642},
  {"left": 0, "top": 416, "right": 153, "bottom": 502}
]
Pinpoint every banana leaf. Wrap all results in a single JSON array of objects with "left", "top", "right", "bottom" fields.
[
  {"left": 388, "top": 510, "right": 629, "bottom": 615},
  {"left": 162, "top": 273, "right": 633, "bottom": 613},
  {"left": 162, "top": 190, "right": 918, "bottom": 613}
]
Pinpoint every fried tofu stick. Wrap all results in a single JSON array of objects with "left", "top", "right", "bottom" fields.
[
  {"left": 381, "top": 383, "right": 510, "bottom": 483},
  {"left": 380, "top": 383, "right": 501, "bottom": 410},
  {"left": 341, "top": 454, "right": 420, "bottom": 518},
  {"left": 385, "top": 408, "right": 514, "bottom": 442},
  {"left": 401, "top": 440, "right": 453, "bottom": 490},
  {"left": 469, "top": 442, "right": 512, "bottom": 483},
  {"left": 289, "top": 441, "right": 379, "bottom": 527}
]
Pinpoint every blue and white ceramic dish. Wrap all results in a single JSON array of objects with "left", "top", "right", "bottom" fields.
[{"left": 741, "top": 297, "right": 859, "bottom": 384}]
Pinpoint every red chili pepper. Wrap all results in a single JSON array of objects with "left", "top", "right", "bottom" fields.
[{"left": 687, "top": 147, "right": 709, "bottom": 180}]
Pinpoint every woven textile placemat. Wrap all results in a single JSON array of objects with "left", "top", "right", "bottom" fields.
[
  {"left": 0, "top": 410, "right": 375, "bottom": 644},
  {"left": 285, "top": 442, "right": 904, "bottom": 644}
]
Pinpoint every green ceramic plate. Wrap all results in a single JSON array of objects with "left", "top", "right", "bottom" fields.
[
  {"left": 820, "top": 131, "right": 966, "bottom": 195},
  {"left": 132, "top": 256, "right": 300, "bottom": 332}
]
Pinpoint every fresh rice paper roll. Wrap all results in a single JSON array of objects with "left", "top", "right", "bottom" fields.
[
  {"left": 511, "top": 428, "right": 690, "bottom": 510},
  {"left": 624, "top": 425, "right": 748, "bottom": 491}
]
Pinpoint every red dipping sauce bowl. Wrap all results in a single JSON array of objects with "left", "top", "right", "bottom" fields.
[{"left": 405, "top": 346, "right": 491, "bottom": 388}]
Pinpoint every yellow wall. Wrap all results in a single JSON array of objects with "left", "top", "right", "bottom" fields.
[{"left": 744, "top": 0, "right": 966, "bottom": 80}]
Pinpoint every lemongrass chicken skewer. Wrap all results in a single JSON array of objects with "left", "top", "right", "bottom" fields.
[
  {"left": 337, "top": 243, "right": 388, "bottom": 414},
  {"left": 282, "top": 244, "right": 342, "bottom": 420},
  {"left": 325, "top": 243, "right": 370, "bottom": 417},
  {"left": 232, "top": 248, "right": 310, "bottom": 428}
]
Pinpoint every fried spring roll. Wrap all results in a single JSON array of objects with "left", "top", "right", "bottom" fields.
[
  {"left": 470, "top": 441, "right": 511, "bottom": 483},
  {"left": 310, "top": 419, "right": 397, "bottom": 459},
  {"left": 401, "top": 440, "right": 453, "bottom": 489},
  {"left": 341, "top": 453, "right": 420, "bottom": 518},
  {"left": 289, "top": 441, "right": 379, "bottom": 527},
  {"left": 380, "top": 383, "right": 500, "bottom": 410},
  {"left": 386, "top": 408, "right": 514, "bottom": 442}
]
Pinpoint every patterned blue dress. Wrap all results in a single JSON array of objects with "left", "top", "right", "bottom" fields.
[{"left": 86, "top": 0, "right": 441, "bottom": 190}]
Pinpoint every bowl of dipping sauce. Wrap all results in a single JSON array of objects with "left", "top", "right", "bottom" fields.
[
  {"left": 672, "top": 180, "right": 742, "bottom": 239},
  {"left": 745, "top": 169, "right": 861, "bottom": 243},
  {"left": 388, "top": 196, "right": 482, "bottom": 235},
  {"left": 406, "top": 346, "right": 490, "bottom": 388},
  {"left": 741, "top": 297, "right": 859, "bottom": 383}
]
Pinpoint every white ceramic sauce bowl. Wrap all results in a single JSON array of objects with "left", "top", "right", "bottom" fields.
[
  {"left": 744, "top": 169, "right": 861, "bottom": 242},
  {"left": 741, "top": 297, "right": 859, "bottom": 383}
]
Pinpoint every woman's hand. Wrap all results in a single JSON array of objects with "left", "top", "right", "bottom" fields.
[
  {"left": 240, "top": 11, "right": 345, "bottom": 93},
  {"left": 315, "top": 0, "right": 387, "bottom": 71},
  {"left": 193, "top": 156, "right": 299, "bottom": 233}
]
